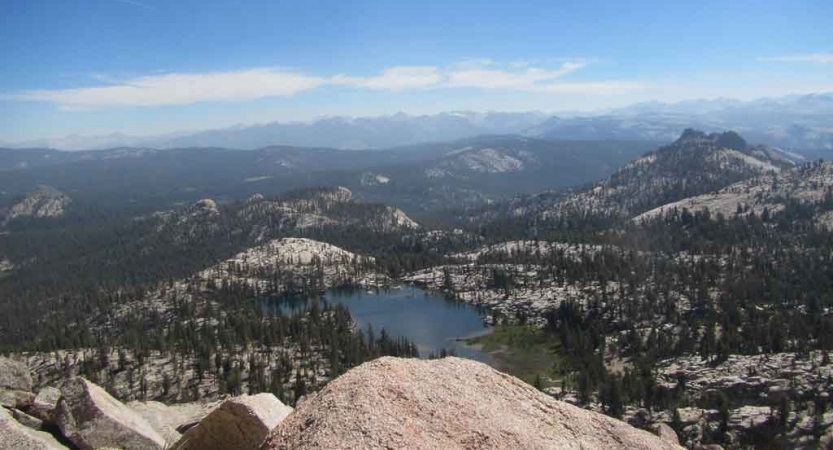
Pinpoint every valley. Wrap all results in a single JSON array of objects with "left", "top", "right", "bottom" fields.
[
  {"left": 4, "top": 4, "right": 832, "bottom": 449},
  {"left": 1, "top": 129, "right": 832, "bottom": 450}
]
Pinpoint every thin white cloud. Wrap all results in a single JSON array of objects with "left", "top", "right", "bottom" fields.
[
  {"left": 446, "top": 61, "right": 586, "bottom": 89},
  {"left": 757, "top": 53, "right": 833, "bottom": 63},
  {"left": 1, "top": 59, "right": 646, "bottom": 108},
  {"left": 331, "top": 66, "right": 442, "bottom": 91},
  {"left": 334, "top": 60, "right": 593, "bottom": 91},
  {"left": 6, "top": 69, "right": 326, "bottom": 107}
]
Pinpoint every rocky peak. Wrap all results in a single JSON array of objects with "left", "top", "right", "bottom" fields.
[
  {"left": 676, "top": 129, "right": 747, "bottom": 151},
  {"left": 534, "top": 129, "right": 787, "bottom": 223},
  {"left": 714, "top": 130, "right": 747, "bottom": 151},
  {"left": 677, "top": 128, "right": 710, "bottom": 143}
]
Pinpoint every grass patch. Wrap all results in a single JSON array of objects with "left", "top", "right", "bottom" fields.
[{"left": 466, "top": 324, "right": 564, "bottom": 387}]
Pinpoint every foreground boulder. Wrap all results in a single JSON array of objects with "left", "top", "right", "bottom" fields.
[
  {"left": 55, "top": 377, "right": 166, "bottom": 450},
  {"left": 262, "top": 357, "right": 684, "bottom": 450},
  {"left": 0, "top": 407, "right": 67, "bottom": 450},
  {"left": 128, "top": 400, "right": 220, "bottom": 446},
  {"left": 172, "top": 393, "right": 292, "bottom": 450}
]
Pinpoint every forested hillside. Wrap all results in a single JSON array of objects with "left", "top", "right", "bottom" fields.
[{"left": 0, "top": 137, "right": 655, "bottom": 214}]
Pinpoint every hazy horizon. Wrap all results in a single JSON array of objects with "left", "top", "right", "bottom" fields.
[{"left": 2, "top": 0, "right": 832, "bottom": 142}]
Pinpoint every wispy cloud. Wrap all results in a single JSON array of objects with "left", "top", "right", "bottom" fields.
[
  {"left": 757, "top": 53, "right": 833, "bottom": 63},
  {"left": 4, "top": 69, "right": 325, "bottom": 107},
  {"left": 446, "top": 61, "right": 585, "bottom": 89},
  {"left": 330, "top": 61, "right": 599, "bottom": 92},
  {"left": 1, "top": 59, "right": 646, "bottom": 108}
]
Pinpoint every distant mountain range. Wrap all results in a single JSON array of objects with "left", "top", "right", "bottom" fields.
[
  {"left": 1, "top": 112, "right": 549, "bottom": 152},
  {"left": 530, "top": 93, "right": 833, "bottom": 157},
  {"left": 3, "top": 93, "right": 833, "bottom": 155},
  {"left": 0, "top": 136, "right": 655, "bottom": 214}
]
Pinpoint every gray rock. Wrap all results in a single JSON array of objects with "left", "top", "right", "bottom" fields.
[
  {"left": 11, "top": 408, "right": 44, "bottom": 429},
  {"left": 767, "top": 385, "right": 791, "bottom": 403},
  {"left": 0, "top": 356, "right": 32, "bottom": 391},
  {"left": 729, "top": 405, "right": 770, "bottom": 430},
  {"left": 650, "top": 423, "right": 680, "bottom": 446},
  {"left": 0, "top": 407, "right": 67, "bottom": 450},
  {"left": 172, "top": 393, "right": 292, "bottom": 450},
  {"left": 30, "top": 387, "right": 62, "bottom": 422},
  {"left": 128, "top": 400, "right": 220, "bottom": 447},
  {"left": 55, "top": 377, "right": 166, "bottom": 450},
  {"left": 0, "top": 388, "right": 35, "bottom": 409},
  {"left": 626, "top": 408, "right": 651, "bottom": 428},
  {"left": 820, "top": 433, "right": 833, "bottom": 450}
]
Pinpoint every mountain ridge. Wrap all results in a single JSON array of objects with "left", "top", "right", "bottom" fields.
[
  {"left": 464, "top": 129, "right": 800, "bottom": 226},
  {"left": 4, "top": 93, "right": 832, "bottom": 153}
]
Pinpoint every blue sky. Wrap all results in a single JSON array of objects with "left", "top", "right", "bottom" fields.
[{"left": 1, "top": 0, "right": 831, "bottom": 141}]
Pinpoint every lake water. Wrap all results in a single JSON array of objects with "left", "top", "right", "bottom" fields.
[{"left": 279, "top": 286, "right": 493, "bottom": 363}]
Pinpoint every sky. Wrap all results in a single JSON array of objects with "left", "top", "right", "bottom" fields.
[{"left": 1, "top": 0, "right": 832, "bottom": 141}]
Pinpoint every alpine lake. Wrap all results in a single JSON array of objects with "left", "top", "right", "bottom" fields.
[{"left": 274, "top": 285, "right": 494, "bottom": 363}]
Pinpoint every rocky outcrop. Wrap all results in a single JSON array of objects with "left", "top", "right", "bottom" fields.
[
  {"left": 0, "top": 407, "right": 67, "bottom": 450},
  {"left": 55, "top": 377, "right": 166, "bottom": 450},
  {"left": 194, "top": 237, "right": 388, "bottom": 294},
  {"left": 0, "top": 186, "right": 71, "bottom": 226},
  {"left": 263, "top": 356, "right": 683, "bottom": 450},
  {"left": 635, "top": 160, "right": 833, "bottom": 224},
  {"left": 172, "top": 393, "right": 292, "bottom": 450},
  {"left": 647, "top": 351, "right": 833, "bottom": 449}
]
